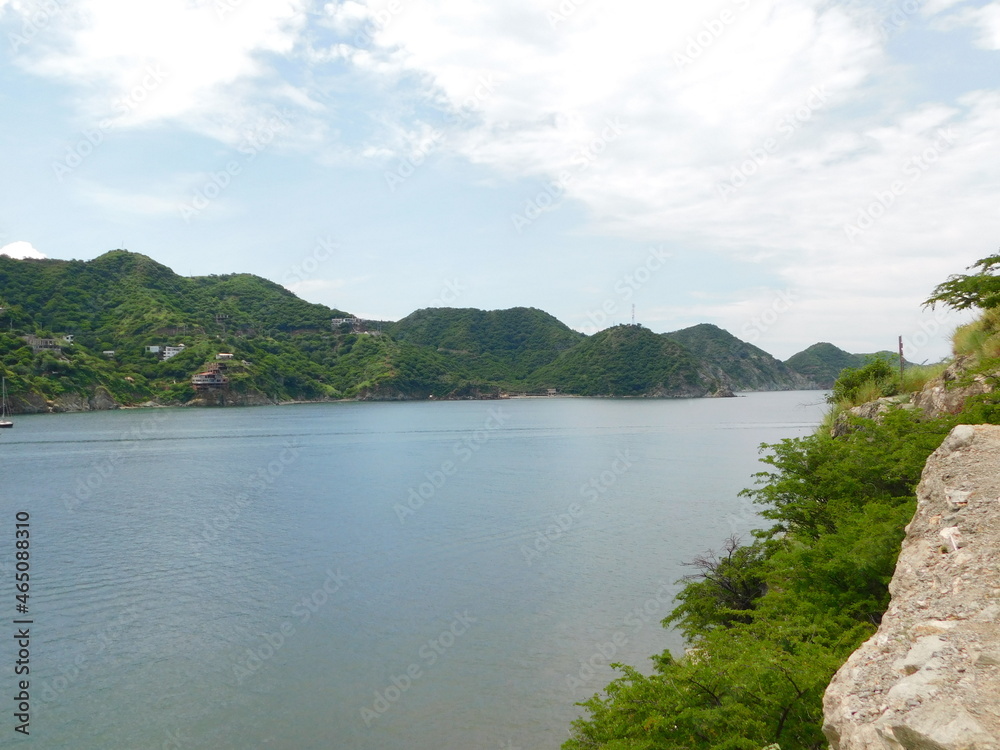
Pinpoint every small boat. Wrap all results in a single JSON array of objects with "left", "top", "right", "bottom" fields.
[{"left": 0, "top": 377, "right": 13, "bottom": 428}]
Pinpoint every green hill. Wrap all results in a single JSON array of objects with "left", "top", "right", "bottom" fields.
[
  {"left": 0, "top": 251, "right": 844, "bottom": 410},
  {"left": 528, "top": 325, "right": 711, "bottom": 397},
  {"left": 785, "top": 343, "right": 863, "bottom": 387},
  {"left": 784, "top": 343, "right": 906, "bottom": 388},
  {"left": 0, "top": 250, "right": 348, "bottom": 342},
  {"left": 0, "top": 250, "right": 444, "bottom": 407},
  {"left": 387, "top": 306, "right": 585, "bottom": 382},
  {"left": 663, "top": 323, "right": 815, "bottom": 391}
]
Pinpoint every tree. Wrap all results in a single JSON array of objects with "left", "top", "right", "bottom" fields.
[
  {"left": 924, "top": 253, "right": 1000, "bottom": 311},
  {"left": 664, "top": 535, "right": 768, "bottom": 639},
  {"left": 826, "top": 356, "right": 898, "bottom": 405}
]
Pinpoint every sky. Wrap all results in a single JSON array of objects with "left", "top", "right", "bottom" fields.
[{"left": 1, "top": 0, "right": 998, "bottom": 361}]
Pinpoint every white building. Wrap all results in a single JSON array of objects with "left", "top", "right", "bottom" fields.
[{"left": 163, "top": 345, "right": 186, "bottom": 360}]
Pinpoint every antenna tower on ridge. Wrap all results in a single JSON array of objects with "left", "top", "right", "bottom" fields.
[{"left": 632, "top": 304, "right": 636, "bottom": 326}]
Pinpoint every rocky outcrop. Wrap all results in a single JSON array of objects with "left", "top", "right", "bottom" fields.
[
  {"left": 707, "top": 385, "right": 737, "bottom": 398},
  {"left": 186, "top": 389, "right": 277, "bottom": 407},
  {"left": 664, "top": 323, "right": 820, "bottom": 392},
  {"left": 823, "top": 424, "right": 1000, "bottom": 750},
  {"left": 911, "top": 358, "right": 994, "bottom": 419},
  {"left": 9, "top": 387, "right": 121, "bottom": 413},
  {"left": 830, "top": 396, "right": 920, "bottom": 437},
  {"left": 88, "top": 386, "right": 119, "bottom": 410}
]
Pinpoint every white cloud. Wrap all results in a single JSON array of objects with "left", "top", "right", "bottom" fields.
[
  {"left": 6, "top": 0, "right": 998, "bottom": 358},
  {"left": 955, "top": 1, "right": 1000, "bottom": 49},
  {"left": 332, "top": 0, "right": 999, "bottom": 354},
  {"left": 8, "top": 0, "right": 312, "bottom": 139},
  {"left": 0, "top": 241, "right": 47, "bottom": 259}
]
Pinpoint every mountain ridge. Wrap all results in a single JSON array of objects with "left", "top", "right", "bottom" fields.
[{"left": 0, "top": 250, "right": 858, "bottom": 410}]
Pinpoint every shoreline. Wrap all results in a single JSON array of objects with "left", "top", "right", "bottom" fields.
[{"left": 6, "top": 387, "right": 826, "bottom": 417}]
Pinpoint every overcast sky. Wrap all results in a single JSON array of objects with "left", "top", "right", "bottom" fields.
[{"left": 1, "top": 0, "right": 997, "bottom": 360}]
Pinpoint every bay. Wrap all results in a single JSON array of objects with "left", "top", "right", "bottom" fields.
[{"left": 0, "top": 391, "right": 827, "bottom": 749}]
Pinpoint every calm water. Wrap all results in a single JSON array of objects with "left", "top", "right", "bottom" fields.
[{"left": 1, "top": 392, "right": 826, "bottom": 750}]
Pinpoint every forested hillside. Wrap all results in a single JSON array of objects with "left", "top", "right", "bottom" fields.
[
  {"left": 664, "top": 323, "right": 813, "bottom": 391},
  {"left": 0, "top": 250, "right": 841, "bottom": 410}
]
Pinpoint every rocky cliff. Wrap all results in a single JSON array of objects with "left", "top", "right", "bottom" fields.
[{"left": 823, "top": 423, "right": 1000, "bottom": 749}]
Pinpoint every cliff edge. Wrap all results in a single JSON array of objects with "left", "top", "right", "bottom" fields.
[{"left": 823, "top": 423, "right": 1000, "bottom": 749}]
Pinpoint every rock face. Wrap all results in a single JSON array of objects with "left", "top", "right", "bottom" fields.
[
  {"left": 10, "top": 388, "right": 121, "bottom": 413},
  {"left": 911, "top": 358, "right": 993, "bottom": 419},
  {"left": 823, "top": 424, "right": 1000, "bottom": 750},
  {"left": 187, "top": 389, "right": 277, "bottom": 407}
]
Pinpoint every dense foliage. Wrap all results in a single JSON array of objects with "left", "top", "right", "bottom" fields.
[
  {"left": 564, "top": 387, "right": 1000, "bottom": 749},
  {"left": 2, "top": 252, "right": 838, "bottom": 406},
  {"left": 663, "top": 323, "right": 807, "bottom": 391},
  {"left": 783, "top": 343, "right": 865, "bottom": 388},
  {"left": 0, "top": 250, "right": 866, "bottom": 408},
  {"left": 0, "top": 251, "right": 468, "bottom": 404},
  {"left": 826, "top": 356, "right": 899, "bottom": 406},
  {"left": 528, "top": 325, "right": 706, "bottom": 396},
  {"left": 925, "top": 253, "right": 1000, "bottom": 311},
  {"left": 388, "top": 306, "right": 586, "bottom": 384}
]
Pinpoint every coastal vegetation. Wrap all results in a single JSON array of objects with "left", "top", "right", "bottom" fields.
[
  {"left": 0, "top": 250, "right": 862, "bottom": 409},
  {"left": 563, "top": 255, "right": 1000, "bottom": 749}
]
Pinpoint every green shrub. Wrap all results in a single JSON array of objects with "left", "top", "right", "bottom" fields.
[{"left": 828, "top": 357, "right": 898, "bottom": 407}]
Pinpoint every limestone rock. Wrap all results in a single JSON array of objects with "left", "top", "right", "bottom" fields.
[
  {"left": 707, "top": 385, "right": 737, "bottom": 398},
  {"left": 911, "top": 359, "right": 993, "bottom": 419},
  {"left": 830, "top": 396, "right": 913, "bottom": 437},
  {"left": 823, "top": 424, "right": 1000, "bottom": 750},
  {"left": 88, "top": 386, "right": 120, "bottom": 410}
]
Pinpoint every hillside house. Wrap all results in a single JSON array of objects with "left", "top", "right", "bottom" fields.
[
  {"left": 24, "top": 335, "right": 62, "bottom": 352},
  {"left": 192, "top": 368, "right": 228, "bottom": 389}
]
